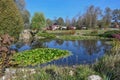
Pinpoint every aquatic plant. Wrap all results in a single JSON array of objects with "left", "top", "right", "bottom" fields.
[{"left": 10, "top": 48, "right": 69, "bottom": 66}]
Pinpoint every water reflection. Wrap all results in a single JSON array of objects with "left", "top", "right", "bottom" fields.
[
  {"left": 40, "top": 40, "right": 111, "bottom": 66},
  {"left": 10, "top": 40, "right": 111, "bottom": 66}
]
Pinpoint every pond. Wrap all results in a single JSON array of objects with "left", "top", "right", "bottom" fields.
[{"left": 11, "top": 40, "right": 111, "bottom": 66}]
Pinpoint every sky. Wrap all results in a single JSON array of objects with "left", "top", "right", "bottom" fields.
[{"left": 25, "top": 0, "right": 120, "bottom": 20}]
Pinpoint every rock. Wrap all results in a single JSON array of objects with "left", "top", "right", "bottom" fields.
[
  {"left": 0, "top": 68, "right": 36, "bottom": 80},
  {"left": 19, "top": 29, "right": 32, "bottom": 44},
  {"left": 69, "top": 70, "right": 74, "bottom": 76},
  {"left": 88, "top": 75, "right": 102, "bottom": 80}
]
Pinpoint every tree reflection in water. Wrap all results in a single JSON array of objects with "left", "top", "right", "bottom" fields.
[
  {"left": 12, "top": 39, "right": 111, "bottom": 66},
  {"left": 39, "top": 40, "right": 111, "bottom": 66}
]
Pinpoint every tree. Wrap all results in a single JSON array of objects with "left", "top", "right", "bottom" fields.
[
  {"left": 65, "top": 16, "right": 71, "bottom": 27},
  {"left": 0, "top": 0, "right": 24, "bottom": 38},
  {"left": 102, "top": 7, "right": 112, "bottom": 28},
  {"left": 14, "top": 0, "right": 25, "bottom": 11},
  {"left": 71, "top": 17, "right": 77, "bottom": 26},
  {"left": 31, "top": 12, "right": 46, "bottom": 30},
  {"left": 76, "top": 16, "right": 85, "bottom": 29},
  {"left": 112, "top": 9, "right": 120, "bottom": 22},
  {"left": 84, "top": 5, "right": 101, "bottom": 28},
  {"left": 14, "top": 0, "right": 30, "bottom": 28},
  {"left": 57, "top": 17, "right": 64, "bottom": 25},
  {"left": 46, "top": 18, "right": 53, "bottom": 26},
  {"left": 22, "top": 10, "right": 30, "bottom": 28}
]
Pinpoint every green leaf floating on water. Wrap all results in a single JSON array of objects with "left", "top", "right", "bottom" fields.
[{"left": 11, "top": 48, "right": 70, "bottom": 66}]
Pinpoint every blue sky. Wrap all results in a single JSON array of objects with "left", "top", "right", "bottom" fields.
[{"left": 25, "top": 0, "right": 120, "bottom": 20}]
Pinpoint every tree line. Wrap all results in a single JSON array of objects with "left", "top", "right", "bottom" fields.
[
  {"left": 45, "top": 5, "right": 120, "bottom": 29},
  {"left": 0, "top": 0, "right": 120, "bottom": 39}
]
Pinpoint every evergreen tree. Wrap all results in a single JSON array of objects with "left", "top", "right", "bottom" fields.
[
  {"left": 31, "top": 12, "right": 46, "bottom": 30},
  {"left": 0, "top": 0, "right": 24, "bottom": 38}
]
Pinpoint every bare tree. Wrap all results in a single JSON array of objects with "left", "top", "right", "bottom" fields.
[
  {"left": 65, "top": 16, "right": 71, "bottom": 27},
  {"left": 71, "top": 17, "right": 77, "bottom": 27},
  {"left": 14, "top": 0, "right": 30, "bottom": 28},
  {"left": 112, "top": 9, "right": 120, "bottom": 22},
  {"left": 14, "top": 0, "right": 25, "bottom": 11},
  {"left": 102, "top": 7, "right": 112, "bottom": 28},
  {"left": 84, "top": 5, "right": 101, "bottom": 28}
]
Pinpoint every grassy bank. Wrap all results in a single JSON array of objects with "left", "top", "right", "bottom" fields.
[
  {"left": 37, "top": 30, "right": 111, "bottom": 40},
  {"left": 58, "top": 35, "right": 108, "bottom": 40}
]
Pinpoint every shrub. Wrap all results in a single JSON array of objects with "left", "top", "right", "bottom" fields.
[
  {"left": 99, "top": 30, "right": 120, "bottom": 38},
  {"left": 0, "top": 34, "right": 15, "bottom": 75},
  {"left": 112, "top": 34, "right": 120, "bottom": 40}
]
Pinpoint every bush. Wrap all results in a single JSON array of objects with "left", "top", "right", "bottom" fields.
[
  {"left": 99, "top": 30, "right": 120, "bottom": 38},
  {"left": 0, "top": 34, "right": 15, "bottom": 75},
  {"left": 112, "top": 34, "right": 120, "bottom": 40}
]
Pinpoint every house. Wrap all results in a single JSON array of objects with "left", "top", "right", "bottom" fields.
[
  {"left": 46, "top": 24, "right": 59, "bottom": 30},
  {"left": 61, "top": 26, "right": 67, "bottom": 30},
  {"left": 67, "top": 26, "right": 76, "bottom": 30}
]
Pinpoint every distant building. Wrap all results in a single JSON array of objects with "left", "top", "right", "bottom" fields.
[
  {"left": 46, "top": 24, "right": 59, "bottom": 30},
  {"left": 67, "top": 26, "right": 76, "bottom": 30}
]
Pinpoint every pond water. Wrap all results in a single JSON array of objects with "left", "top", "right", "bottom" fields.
[{"left": 11, "top": 40, "right": 111, "bottom": 66}]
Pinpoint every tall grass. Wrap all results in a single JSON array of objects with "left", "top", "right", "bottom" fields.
[
  {"left": 93, "top": 39, "right": 120, "bottom": 80},
  {"left": 7, "top": 65, "right": 99, "bottom": 80}
]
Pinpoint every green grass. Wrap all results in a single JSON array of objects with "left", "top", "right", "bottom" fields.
[
  {"left": 93, "top": 40, "right": 120, "bottom": 80},
  {"left": 10, "top": 48, "right": 70, "bottom": 67},
  {"left": 58, "top": 35, "right": 109, "bottom": 40},
  {"left": 37, "top": 32, "right": 56, "bottom": 39},
  {"left": 37, "top": 30, "right": 110, "bottom": 40}
]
